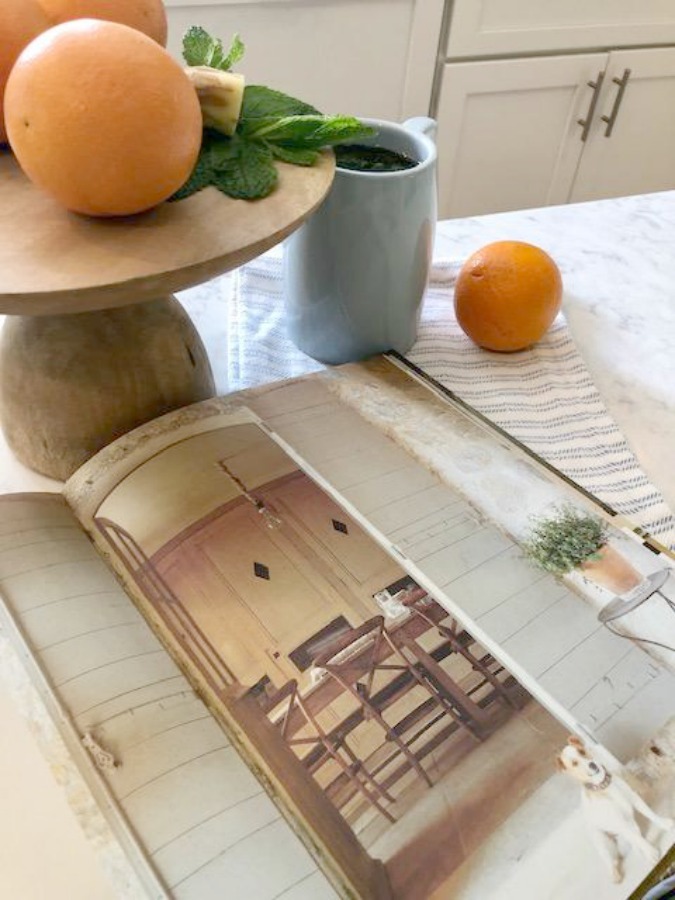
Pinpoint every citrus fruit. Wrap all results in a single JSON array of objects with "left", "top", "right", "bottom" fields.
[
  {"left": 5, "top": 19, "right": 202, "bottom": 217},
  {"left": 0, "top": 0, "right": 50, "bottom": 144},
  {"left": 36, "top": 0, "right": 168, "bottom": 46},
  {"left": 454, "top": 240, "right": 563, "bottom": 352}
]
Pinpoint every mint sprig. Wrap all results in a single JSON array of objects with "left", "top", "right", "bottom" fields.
[
  {"left": 210, "top": 134, "right": 278, "bottom": 199},
  {"left": 174, "top": 131, "right": 278, "bottom": 201},
  {"left": 183, "top": 27, "right": 244, "bottom": 70},
  {"left": 269, "top": 145, "right": 319, "bottom": 167},
  {"left": 242, "top": 114, "right": 374, "bottom": 149},
  {"left": 240, "top": 85, "right": 320, "bottom": 120},
  {"left": 174, "top": 27, "right": 375, "bottom": 203}
]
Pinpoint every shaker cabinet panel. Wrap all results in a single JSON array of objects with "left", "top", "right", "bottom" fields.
[
  {"left": 435, "top": 54, "right": 606, "bottom": 219},
  {"left": 569, "top": 48, "right": 675, "bottom": 203}
]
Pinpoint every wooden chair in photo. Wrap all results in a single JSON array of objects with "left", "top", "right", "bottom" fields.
[
  {"left": 263, "top": 677, "right": 397, "bottom": 823},
  {"left": 401, "top": 590, "right": 520, "bottom": 711},
  {"left": 313, "top": 615, "right": 485, "bottom": 798}
]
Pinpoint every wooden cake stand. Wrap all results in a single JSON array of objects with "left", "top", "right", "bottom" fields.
[{"left": 0, "top": 151, "right": 334, "bottom": 480}]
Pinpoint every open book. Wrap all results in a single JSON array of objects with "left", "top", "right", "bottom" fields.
[{"left": 1, "top": 355, "right": 673, "bottom": 900}]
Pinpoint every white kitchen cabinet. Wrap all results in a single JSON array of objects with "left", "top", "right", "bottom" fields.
[
  {"left": 436, "top": 7, "right": 675, "bottom": 218},
  {"left": 164, "top": 0, "right": 444, "bottom": 122},
  {"left": 570, "top": 47, "right": 675, "bottom": 202},
  {"left": 435, "top": 54, "right": 606, "bottom": 218}
]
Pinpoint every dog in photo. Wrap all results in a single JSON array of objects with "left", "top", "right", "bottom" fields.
[{"left": 556, "top": 735, "right": 674, "bottom": 883}]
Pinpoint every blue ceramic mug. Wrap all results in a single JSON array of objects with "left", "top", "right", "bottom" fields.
[{"left": 283, "top": 117, "right": 437, "bottom": 364}]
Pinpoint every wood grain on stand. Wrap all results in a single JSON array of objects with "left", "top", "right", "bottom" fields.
[{"left": 0, "top": 150, "right": 335, "bottom": 315}]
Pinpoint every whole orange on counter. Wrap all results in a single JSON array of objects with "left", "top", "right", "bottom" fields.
[
  {"left": 0, "top": 0, "right": 50, "bottom": 145},
  {"left": 37, "top": 0, "right": 168, "bottom": 46},
  {"left": 4, "top": 19, "right": 202, "bottom": 217},
  {"left": 454, "top": 240, "right": 563, "bottom": 352}
]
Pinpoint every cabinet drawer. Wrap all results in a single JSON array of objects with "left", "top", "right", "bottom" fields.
[{"left": 446, "top": 0, "right": 675, "bottom": 58}]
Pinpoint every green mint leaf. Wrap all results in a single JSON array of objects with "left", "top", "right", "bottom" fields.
[
  {"left": 182, "top": 27, "right": 244, "bottom": 70},
  {"left": 240, "top": 85, "right": 320, "bottom": 123},
  {"left": 182, "top": 26, "right": 219, "bottom": 66},
  {"left": 243, "top": 114, "right": 374, "bottom": 149},
  {"left": 221, "top": 34, "right": 245, "bottom": 71},
  {"left": 170, "top": 132, "right": 276, "bottom": 202},
  {"left": 269, "top": 144, "right": 319, "bottom": 166},
  {"left": 212, "top": 134, "right": 278, "bottom": 199},
  {"left": 169, "top": 144, "right": 213, "bottom": 200}
]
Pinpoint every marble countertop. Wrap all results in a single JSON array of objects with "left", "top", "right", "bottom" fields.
[{"left": 1, "top": 189, "right": 675, "bottom": 898}]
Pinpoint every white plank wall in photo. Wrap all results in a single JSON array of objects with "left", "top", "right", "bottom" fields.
[
  {"left": 0, "top": 496, "right": 337, "bottom": 900},
  {"left": 246, "top": 379, "right": 675, "bottom": 762}
]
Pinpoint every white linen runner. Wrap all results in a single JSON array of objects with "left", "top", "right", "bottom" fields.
[{"left": 226, "top": 252, "right": 675, "bottom": 549}]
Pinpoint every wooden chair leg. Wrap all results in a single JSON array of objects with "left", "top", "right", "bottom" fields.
[
  {"left": 447, "top": 633, "right": 520, "bottom": 710},
  {"left": 297, "top": 698, "right": 397, "bottom": 821},
  {"left": 390, "top": 633, "right": 483, "bottom": 741},
  {"left": 342, "top": 680, "right": 433, "bottom": 788},
  {"left": 337, "top": 737, "right": 397, "bottom": 805},
  {"left": 399, "top": 639, "right": 487, "bottom": 741}
]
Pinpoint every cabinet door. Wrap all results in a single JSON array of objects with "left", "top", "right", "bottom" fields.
[
  {"left": 435, "top": 54, "right": 607, "bottom": 218},
  {"left": 262, "top": 475, "right": 403, "bottom": 605},
  {"left": 569, "top": 48, "right": 675, "bottom": 203}
]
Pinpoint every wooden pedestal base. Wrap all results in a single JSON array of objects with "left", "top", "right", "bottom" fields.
[{"left": 0, "top": 296, "right": 215, "bottom": 481}]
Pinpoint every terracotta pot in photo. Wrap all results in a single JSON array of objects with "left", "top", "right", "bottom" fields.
[{"left": 579, "top": 543, "right": 644, "bottom": 595}]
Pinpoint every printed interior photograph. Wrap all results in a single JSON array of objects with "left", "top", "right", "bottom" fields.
[
  {"left": 90, "top": 415, "right": 565, "bottom": 899},
  {"left": 65, "top": 358, "right": 675, "bottom": 899},
  {"left": 1, "top": 359, "right": 672, "bottom": 900}
]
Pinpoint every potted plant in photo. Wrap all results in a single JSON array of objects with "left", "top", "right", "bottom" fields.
[{"left": 522, "top": 505, "right": 644, "bottom": 595}]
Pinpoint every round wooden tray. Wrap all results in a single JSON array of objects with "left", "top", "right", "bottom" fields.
[
  {"left": 0, "top": 149, "right": 334, "bottom": 479},
  {"left": 0, "top": 149, "right": 335, "bottom": 315}
]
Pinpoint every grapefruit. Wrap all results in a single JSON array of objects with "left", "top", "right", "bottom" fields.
[
  {"left": 0, "top": 0, "right": 50, "bottom": 145},
  {"left": 454, "top": 241, "right": 563, "bottom": 352},
  {"left": 5, "top": 19, "right": 202, "bottom": 217},
  {"left": 37, "top": 0, "right": 168, "bottom": 46}
]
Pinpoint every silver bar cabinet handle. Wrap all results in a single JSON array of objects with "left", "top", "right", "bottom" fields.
[
  {"left": 601, "top": 68, "right": 631, "bottom": 137},
  {"left": 577, "top": 70, "right": 605, "bottom": 142}
]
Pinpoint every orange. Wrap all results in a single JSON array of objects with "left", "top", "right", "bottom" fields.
[
  {"left": 36, "top": 0, "right": 167, "bottom": 46},
  {"left": 0, "top": 0, "right": 50, "bottom": 144},
  {"left": 5, "top": 19, "right": 202, "bottom": 217},
  {"left": 454, "top": 241, "right": 563, "bottom": 352}
]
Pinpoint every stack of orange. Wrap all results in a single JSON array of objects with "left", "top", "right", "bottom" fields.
[{"left": 0, "top": 0, "right": 202, "bottom": 217}]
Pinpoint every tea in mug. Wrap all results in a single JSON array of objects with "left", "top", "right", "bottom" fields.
[{"left": 334, "top": 144, "right": 418, "bottom": 172}]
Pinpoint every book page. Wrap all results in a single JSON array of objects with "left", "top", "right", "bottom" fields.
[
  {"left": 62, "top": 356, "right": 675, "bottom": 899},
  {"left": 0, "top": 493, "right": 169, "bottom": 898},
  {"left": 0, "top": 492, "right": 333, "bottom": 900}
]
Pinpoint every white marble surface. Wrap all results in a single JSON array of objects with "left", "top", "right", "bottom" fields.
[
  {"left": 428, "top": 193, "right": 675, "bottom": 515},
  {"left": 1, "top": 189, "right": 675, "bottom": 898}
]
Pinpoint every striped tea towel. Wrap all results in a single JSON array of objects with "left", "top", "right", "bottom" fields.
[{"left": 227, "top": 252, "right": 675, "bottom": 549}]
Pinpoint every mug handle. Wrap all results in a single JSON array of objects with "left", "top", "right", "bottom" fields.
[{"left": 403, "top": 117, "right": 437, "bottom": 142}]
